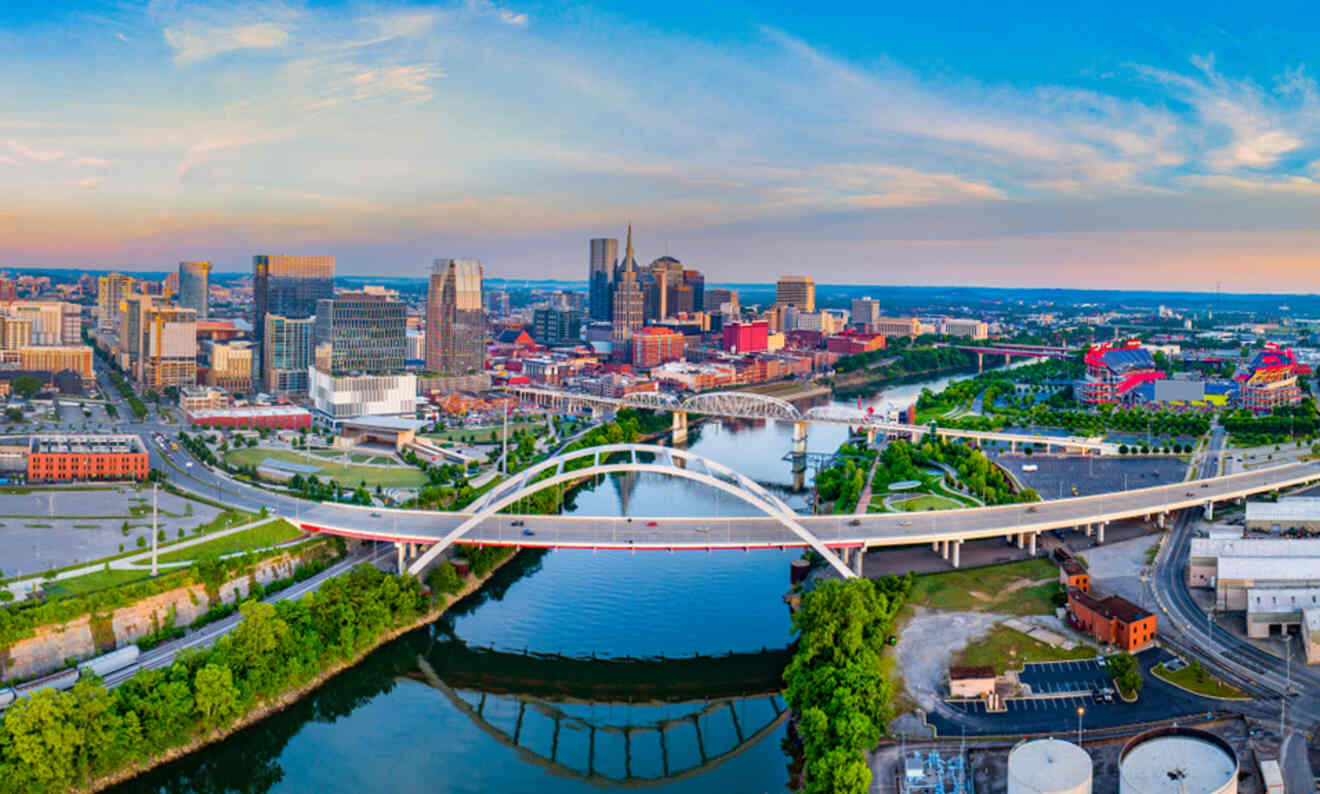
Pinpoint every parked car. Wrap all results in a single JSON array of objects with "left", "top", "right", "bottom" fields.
[
  {"left": 646, "top": 521, "right": 658, "bottom": 527},
  {"left": 848, "top": 519, "right": 861, "bottom": 527},
  {"left": 511, "top": 520, "right": 525, "bottom": 527}
]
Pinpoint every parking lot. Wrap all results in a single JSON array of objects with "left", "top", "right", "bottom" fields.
[
  {"left": 1018, "top": 659, "right": 1109, "bottom": 694},
  {"left": 928, "top": 649, "right": 1223, "bottom": 737},
  {"left": 996, "top": 452, "right": 1189, "bottom": 500}
]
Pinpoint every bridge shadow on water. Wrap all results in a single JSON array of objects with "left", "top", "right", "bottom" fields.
[{"left": 110, "top": 550, "right": 793, "bottom": 794}]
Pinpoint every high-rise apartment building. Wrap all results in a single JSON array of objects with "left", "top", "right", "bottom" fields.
[
  {"left": 589, "top": 238, "right": 618, "bottom": 322},
  {"left": 162, "top": 271, "right": 179, "bottom": 295},
  {"left": 263, "top": 314, "right": 316, "bottom": 396},
  {"left": 314, "top": 292, "right": 406, "bottom": 375},
  {"left": 96, "top": 273, "right": 135, "bottom": 330},
  {"left": 252, "top": 254, "right": 334, "bottom": 387},
  {"left": 2, "top": 301, "right": 81, "bottom": 346},
  {"left": 776, "top": 275, "right": 815, "bottom": 312},
  {"left": 178, "top": 261, "right": 211, "bottom": 320},
  {"left": 610, "top": 225, "right": 645, "bottom": 358},
  {"left": 425, "top": 259, "right": 485, "bottom": 375},
  {"left": 532, "top": 308, "right": 582, "bottom": 346},
  {"left": 683, "top": 269, "right": 705, "bottom": 312}
]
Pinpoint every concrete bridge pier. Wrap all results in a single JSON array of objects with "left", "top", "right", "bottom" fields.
[
  {"left": 792, "top": 421, "right": 808, "bottom": 455},
  {"left": 1015, "top": 532, "right": 1025, "bottom": 549},
  {"left": 1157, "top": 512, "right": 1167, "bottom": 529},
  {"left": 1004, "top": 353, "right": 1011, "bottom": 367},
  {"left": 1029, "top": 532, "right": 1037, "bottom": 556},
  {"left": 396, "top": 542, "right": 405, "bottom": 574},
  {"left": 951, "top": 539, "right": 962, "bottom": 568},
  {"left": 1096, "top": 522, "right": 1106, "bottom": 543},
  {"left": 977, "top": 351, "right": 984, "bottom": 373},
  {"left": 853, "top": 546, "right": 865, "bottom": 576},
  {"left": 1084, "top": 523, "right": 1092, "bottom": 537},
  {"left": 932, "top": 541, "right": 940, "bottom": 552},
  {"left": 865, "top": 427, "right": 877, "bottom": 446},
  {"left": 671, "top": 411, "right": 689, "bottom": 444},
  {"left": 1204, "top": 500, "right": 1214, "bottom": 520},
  {"left": 940, "top": 540, "right": 950, "bottom": 561}
]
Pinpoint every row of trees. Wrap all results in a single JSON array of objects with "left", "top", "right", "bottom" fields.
[
  {"left": 107, "top": 372, "right": 147, "bottom": 421},
  {"left": 814, "top": 443, "right": 876, "bottom": 513},
  {"left": 0, "top": 564, "right": 428, "bottom": 794},
  {"left": 784, "top": 575, "right": 913, "bottom": 794},
  {"left": 834, "top": 345, "right": 974, "bottom": 376}
]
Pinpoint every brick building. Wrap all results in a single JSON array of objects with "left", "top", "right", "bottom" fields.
[
  {"left": 631, "top": 327, "right": 686, "bottom": 369},
  {"left": 28, "top": 435, "right": 149, "bottom": 483},
  {"left": 1066, "top": 589, "right": 1156, "bottom": 652}
]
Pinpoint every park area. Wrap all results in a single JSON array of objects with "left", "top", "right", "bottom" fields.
[{"left": 224, "top": 447, "right": 428, "bottom": 489}]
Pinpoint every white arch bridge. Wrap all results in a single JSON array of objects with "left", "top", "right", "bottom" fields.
[
  {"left": 404, "top": 443, "right": 858, "bottom": 578},
  {"left": 294, "top": 450, "right": 1320, "bottom": 577},
  {"left": 510, "top": 385, "right": 1117, "bottom": 454}
]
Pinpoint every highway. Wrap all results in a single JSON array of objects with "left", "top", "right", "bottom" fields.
[{"left": 1151, "top": 426, "right": 1320, "bottom": 730}]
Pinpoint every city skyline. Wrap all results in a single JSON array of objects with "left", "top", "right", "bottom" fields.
[{"left": 7, "top": 3, "right": 1320, "bottom": 290}]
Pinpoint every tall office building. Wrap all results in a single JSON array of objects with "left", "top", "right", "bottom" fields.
[
  {"left": 178, "top": 261, "right": 211, "bottom": 320},
  {"left": 610, "top": 225, "right": 645, "bottom": 357},
  {"left": 425, "top": 259, "right": 485, "bottom": 375},
  {"left": 252, "top": 254, "right": 333, "bottom": 388},
  {"left": 141, "top": 306, "right": 198, "bottom": 390},
  {"left": 263, "top": 314, "right": 316, "bottom": 396},
  {"left": 776, "top": 275, "right": 815, "bottom": 312},
  {"left": 589, "top": 238, "right": 618, "bottom": 322},
  {"left": 850, "top": 297, "right": 881, "bottom": 330},
  {"left": 706, "top": 288, "right": 739, "bottom": 317},
  {"left": 683, "top": 269, "right": 705, "bottom": 312},
  {"left": 314, "top": 292, "right": 406, "bottom": 375}
]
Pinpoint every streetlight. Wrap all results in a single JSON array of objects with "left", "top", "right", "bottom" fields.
[{"left": 1076, "top": 706, "right": 1085, "bottom": 745}]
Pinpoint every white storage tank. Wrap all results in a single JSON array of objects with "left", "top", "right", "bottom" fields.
[
  {"left": 1120, "top": 727, "right": 1237, "bottom": 794},
  {"left": 1008, "top": 738, "right": 1092, "bottom": 794}
]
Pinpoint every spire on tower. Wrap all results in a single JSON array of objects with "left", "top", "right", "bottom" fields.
[{"left": 624, "top": 222, "right": 635, "bottom": 273}]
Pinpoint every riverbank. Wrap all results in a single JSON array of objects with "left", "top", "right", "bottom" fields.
[
  {"left": 831, "top": 363, "right": 980, "bottom": 399},
  {"left": 70, "top": 551, "right": 519, "bottom": 794}
]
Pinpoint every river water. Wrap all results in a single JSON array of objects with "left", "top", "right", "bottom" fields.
[{"left": 112, "top": 365, "right": 1002, "bottom": 794}]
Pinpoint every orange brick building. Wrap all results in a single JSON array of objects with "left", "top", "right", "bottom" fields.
[
  {"left": 1054, "top": 549, "right": 1091, "bottom": 593},
  {"left": 1066, "top": 588, "right": 1156, "bottom": 652},
  {"left": 28, "top": 435, "right": 149, "bottom": 483}
]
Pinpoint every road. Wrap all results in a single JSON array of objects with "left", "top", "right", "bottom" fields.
[
  {"left": 102, "top": 543, "right": 394, "bottom": 689},
  {"left": 1151, "top": 426, "right": 1320, "bottom": 736}
]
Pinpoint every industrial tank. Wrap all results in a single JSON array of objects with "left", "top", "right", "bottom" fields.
[
  {"left": 1119, "top": 727, "right": 1237, "bottom": 794},
  {"left": 1007, "top": 738, "right": 1093, "bottom": 794}
]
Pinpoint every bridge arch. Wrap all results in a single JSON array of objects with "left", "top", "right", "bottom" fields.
[
  {"left": 679, "top": 392, "right": 801, "bottom": 421},
  {"left": 406, "top": 443, "right": 854, "bottom": 579},
  {"left": 619, "top": 391, "right": 680, "bottom": 410}
]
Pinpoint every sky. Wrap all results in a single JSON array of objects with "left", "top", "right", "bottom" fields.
[{"left": 6, "top": 1, "right": 1320, "bottom": 290}]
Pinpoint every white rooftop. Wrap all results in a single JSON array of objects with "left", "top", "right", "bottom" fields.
[
  {"left": 1190, "top": 537, "right": 1320, "bottom": 559},
  {"left": 1008, "top": 739, "right": 1091, "bottom": 792},
  {"left": 1120, "top": 735, "right": 1235, "bottom": 794},
  {"left": 1218, "top": 556, "right": 1320, "bottom": 583},
  {"left": 1246, "top": 497, "right": 1320, "bottom": 523},
  {"left": 1245, "top": 587, "right": 1320, "bottom": 615}
]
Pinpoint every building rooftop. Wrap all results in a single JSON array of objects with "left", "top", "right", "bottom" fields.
[
  {"left": 1189, "top": 536, "right": 1320, "bottom": 559},
  {"left": 1245, "top": 498, "right": 1320, "bottom": 523},
  {"left": 1070, "top": 588, "right": 1152, "bottom": 623},
  {"left": 1218, "top": 556, "right": 1320, "bottom": 583},
  {"left": 30, "top": 434, "right": 145, "bottom": 455},
  {"left": 1245, "top": 587, "right": 1320, "bottom": 616},
  {"left": 187, "top": 405, "right": 312, "bottom": 420},
  {"left": 340, "top": 415, "right": 429, "bottom": 432},
  {"left": 949, "top": 665, "right": 995, "bottom": 681}
]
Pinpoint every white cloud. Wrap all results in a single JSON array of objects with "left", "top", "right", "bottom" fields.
[
  {"left": 0, "top": 155, "right": 17, "bottom": 166},
  {"left": 8, "top": 140, "right": 63, "bottom": 162},
  {"left": 71, "top": 157, "right": 112, "bottom": 168},
  {"left": 498, "top": 10, "right": 528, "bottom": 27},
  {"left": 77, "top": 177, "right": 104, "bottom": 189},
  {"left": 165, "top": 22, "right": 291, "bottom": 64}
]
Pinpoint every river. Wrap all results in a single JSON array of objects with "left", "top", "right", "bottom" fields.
[{"left": 111, "top": 365, "right": 1014, "bottom": 794}]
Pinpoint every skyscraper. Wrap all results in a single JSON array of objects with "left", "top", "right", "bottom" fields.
[
  {"left": 252, "top": 254, "right": 334, "bottom": 388},
  {"left": 178, "top": 260, "right": 211, "bottom": 320},
  {"left": 96, "top": 273, "right": 135, "bottom": 330},
  {"left": 611, "top": 225, "right": 645, "bottom": 357},
  {"left": 776, "top": 275, "right": 816, "bottom": 312},
  {"left": 314, "top": 292, "right": 406, "bottom": 374},
  {"left": 263, "top": 314, "right": 316, "bottom": 396},
  {"left": 589, "top": 238, "right": 618, "bottom": 322},
  {"left": 426, "top": 259, "right": 485, "bottom": 375},
  {"left": 683, "top": 269, "right": 705, "bottom": 313}
]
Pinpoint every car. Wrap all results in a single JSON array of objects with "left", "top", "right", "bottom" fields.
[
  {"left": 1186, "top": 491, "right": 1195, "bottom": 497},
  {"left": 521, "top": 528, "right": 535, "bottom": 536},
  {"left": 1026, "top": 506, "right": 1038, "bottom": 513},
  {"left": 646, "top": 521, "right": 658, "bottom": 527},
  {"left": 848, "top": 519, "right": 861, "bottom": 527},
  {"left": 370, "top": 512, "right": 381, "bottom": 518},
  {"left": 511, "top": 520, "right": 524, "bottom": 527},
  {"left": 695, "top": 526, "right": 710, "bottom": 533},
  {"left": 1200, "top": 483, "right": 1209, "bottom": 488},
  {"left": 899, "top": 520, "right": 912, "bottom": 526}
]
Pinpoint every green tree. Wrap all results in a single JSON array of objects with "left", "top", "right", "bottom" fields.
[
  {"left": 1106, "top": 652, "right": 1143, "bottom": 697},
  {"left": 193, "top": 663, "right": 241, "bottom": 731},
  {"left": 0, "top": 689, "right": 80, "bottom": 791},
  {"left": 9, "top": 375, "right": 43, "bottom": 399}
]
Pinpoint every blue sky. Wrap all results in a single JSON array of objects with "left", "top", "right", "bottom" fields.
[{"left": 5, "top": 1, "right": 1320, "bottom": 290}]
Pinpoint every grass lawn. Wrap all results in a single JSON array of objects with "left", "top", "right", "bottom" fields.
[
  {"left": 191, "top": 509, "right": 258, "bottom": 535},
  {"left": 156, "top": 519, "right": 304, "bottom": 563},
  {"left": 41, "top": 568, "right": 155, "bottom": 600},
  {"left": 895, "top": 494, "right": 963, "bottom": 512},
  {"left": 225, "top": 448, "right": 427, "bottom": 488},
  {"left": 910, "top": 557, "right": 1062, "bottom": 615},
  {"left": 954, "top": 624, "right": 1096, "bottom": 674},
  {"left": 1151, "top": 663, "right": 1248, "bottom": 699},
  {"left": 423, "top": 421, "right": 547, "bottom": 443}
]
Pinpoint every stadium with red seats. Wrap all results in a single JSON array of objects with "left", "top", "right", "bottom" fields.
[
  {"left": 1075, "top": 339, "right": 1165, "bottom": 405},
  {"left": 1236, "top": 343, "right": 1309, "bottom": 413}
]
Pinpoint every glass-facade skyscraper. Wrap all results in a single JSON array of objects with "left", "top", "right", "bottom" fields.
[
  {"left": 177, "top": 260, "right": 211, "bottom": 320},
  {"left": 314, "top": 292, "right": 406, "bottom": 375},
  {"left": 426, "top": 259, "right": 485, "bottom": 376},
  {"left": 263, "top": 314, "right": 316, "bottom": 396},
  {"left": 588, "top": 238, "right": 617, "bottom": 322},
  {"left": 252, "top": 254, "right": 334, "bottom": 389}
]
